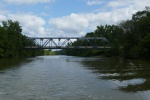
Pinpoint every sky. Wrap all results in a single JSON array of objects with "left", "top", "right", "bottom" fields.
[{"left": 0, "top": 0, "right": 150, "bottom": 37}]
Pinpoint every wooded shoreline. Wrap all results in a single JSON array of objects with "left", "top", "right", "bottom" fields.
[{"left": 0, "top": 7, "right": 150, "bottom": 59}]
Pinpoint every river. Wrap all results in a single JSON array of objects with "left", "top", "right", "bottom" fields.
[{"left": 0, "top": 56, "right": 150, "bottom": 100}]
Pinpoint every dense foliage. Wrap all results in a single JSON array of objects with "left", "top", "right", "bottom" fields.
[
  {"left": 44, "top": 50, "right": 56, "bottom": 55},
  {"left": 66, "top": 7, "right": 150, "bottom": 59},
  {"left": 0, "top": 20, "right": 44, "bottom": 58}
]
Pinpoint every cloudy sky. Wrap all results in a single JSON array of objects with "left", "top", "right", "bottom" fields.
[{"left": 0, "top": 0, "right": 150, "bottom": 37}]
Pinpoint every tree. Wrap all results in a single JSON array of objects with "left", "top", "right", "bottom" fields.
[
  {"left": 138, "top": 34, "right": 150, "bottom": 59},
  {"left": 66, "top": 7, "right": 150, "bottom": 59},
  {"left": 0, "top": 20, "right": 44, "bottom": 58},
  {"left": 119, "top": 7, "right": 150, "bottom": 58},
  {"left": 0, "top": 27, "right": 7, "bottom": 57}
]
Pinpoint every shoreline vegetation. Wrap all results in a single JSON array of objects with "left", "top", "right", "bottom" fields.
[
  {"left": 44, "top": 50, "right": 56, "bottom": 55},
  {"left": 0, "top": 20, "right": 44, "bottom": 58},
  {"left": 0, "top": 7, "right": 150, "bottom": 59},
  {"left": 64, "top": 7, "right": 150, "bottom": 59}
]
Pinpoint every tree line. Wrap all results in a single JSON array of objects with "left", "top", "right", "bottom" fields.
[
  {"left": 65, "top": 7, "right": 150, "bottom": 59},
  {"left": 0, "top": 20, "right": 44, "bottom": 58}
]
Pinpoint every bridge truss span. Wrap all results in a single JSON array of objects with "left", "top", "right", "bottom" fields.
[{"left": 25, "top": 37, "right": 110, "bottom": 49}]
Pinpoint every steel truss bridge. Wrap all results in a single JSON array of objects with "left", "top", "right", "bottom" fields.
[{"left": 25, "top": 37, "right": 111, "bottom": 50}]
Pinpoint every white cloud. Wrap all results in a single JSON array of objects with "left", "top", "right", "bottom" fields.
[
  {"left": 4, "top": 0, "right": 55, "bottom": 4},
  {"left": 87, "top": 0, "right": 103, "bottom": 6},
  {"left": 1, "top": 0, "right": 150, "bottom": 37},
  {"left": 0, "top": 15, "right": 7, "bottom": 21},
  {"left": 107, "top": 0, "right": 130, "bottom": 8},
  {"left": 48, "top": 0, "right": 150, "bottom": 37},
  {"left": 8, "top": 13, "right": 49, "bottom": 37},
  {"left": 107, "top": 0, "right": 150, "bottom": 10},
  {"left": 49, "top": 13, "right": 89, "bottom": 36},
  {"left": 49, "top": 12, "right": 113, "bottom": 36},
  {"left": 49, "top": 10, "right": 132, "bottom": 36}
]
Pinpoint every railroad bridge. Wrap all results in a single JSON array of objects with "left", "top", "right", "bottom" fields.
[{"left": 25, "top": 37, "right": 111, "bottom": 50}]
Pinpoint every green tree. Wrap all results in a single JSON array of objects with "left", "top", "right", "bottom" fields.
[
  {"left": 1, "top": 20, "right": 22, "bottom": 57},
  {"left": 138, "top": 34, "right": 150, "bottom": 59},
  {"left": 0, "top": 27, "right": 7, "bottom": 57},
  {"left": 66, "top": 7, "right": 150, "bottom": 59},
  {"left": 0, "top": 20, "right": 44, "bottom": 58}
]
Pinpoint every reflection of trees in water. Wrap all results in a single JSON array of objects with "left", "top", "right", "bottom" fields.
[
  {"left": 0, "top": 58, "right": 32, "bottom": 71},
  {"left": 81, "top": 57, "right": 150, "bottom": 92}
]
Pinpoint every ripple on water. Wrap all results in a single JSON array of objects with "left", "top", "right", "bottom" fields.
[
  {"left": 0, "top": 56, "right": 149, "bottom": 100},
  {"left": 138, "top": 90, "right": 150, "bottom": 100},
  {"left": 110, "top": 78, "right": 146, "bottom": 87}
]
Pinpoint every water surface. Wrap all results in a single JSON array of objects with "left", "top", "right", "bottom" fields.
[{"left": 0, "top": 56, "right": 150, "bottom": 100}]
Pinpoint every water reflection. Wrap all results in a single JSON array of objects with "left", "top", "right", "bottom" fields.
[
  {"left": 81, "top": 57, "right": 150, "bottom": 92},
  {"left": 0, "top": 58, "right": 32, "bottom": 71}
]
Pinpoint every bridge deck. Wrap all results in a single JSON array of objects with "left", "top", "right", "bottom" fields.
[
  {"left": 29, "top": 37, "right": 104, "bottom": 39},
  {"left": 25, "top": 46, "right": 111, "bottom": 49}
]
